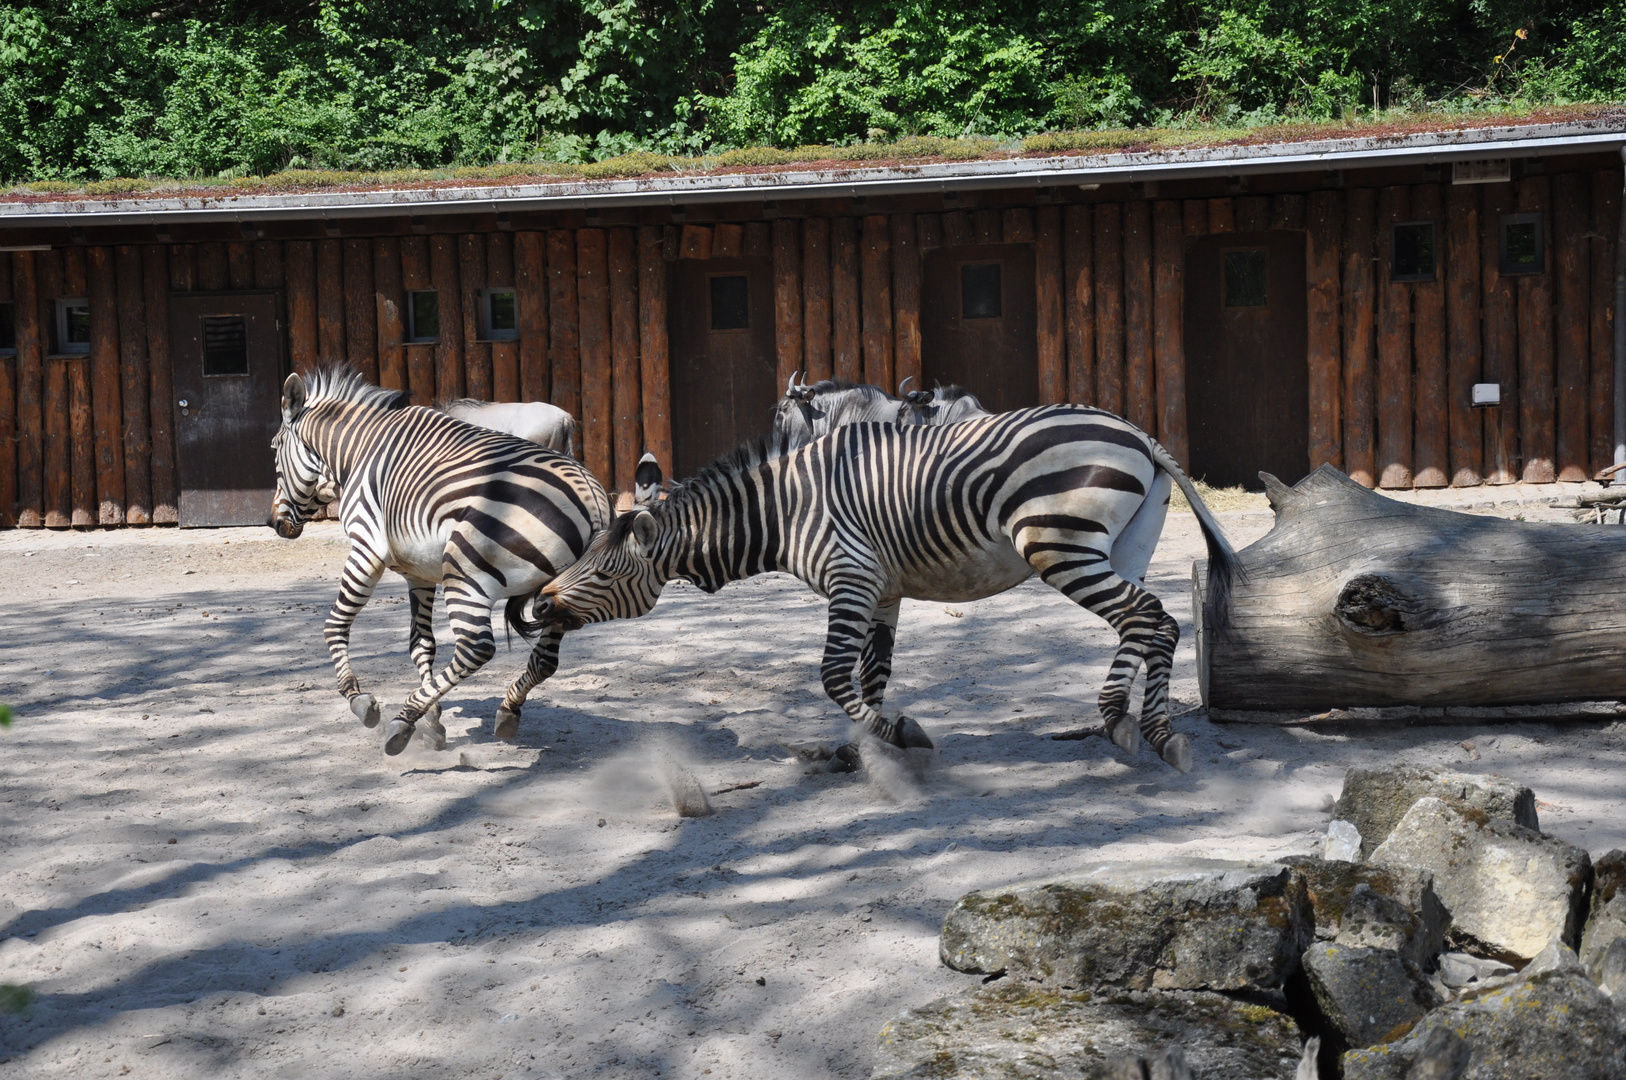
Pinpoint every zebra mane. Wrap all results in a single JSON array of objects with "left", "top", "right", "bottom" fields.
[
  {"left": 301, "top": 363, "right": 407, "bottom": 412},
  {"left": 654, "top": 436, "right": 786, "bottom": 517}
]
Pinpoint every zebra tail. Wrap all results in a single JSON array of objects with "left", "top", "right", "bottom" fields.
[
  {"left": 1147, "top": 439, "right": 1242, "bottom": 636},
  {"left": 505, "top": 590, "right": 547, "bottom": 643}
]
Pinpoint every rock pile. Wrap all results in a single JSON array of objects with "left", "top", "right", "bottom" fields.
[{"left": 873, "top": 765, "right": 1626, "bottom": 1079}]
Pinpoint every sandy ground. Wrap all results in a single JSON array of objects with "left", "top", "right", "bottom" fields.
[{"left": 2, "top": 484, "right": 1625, "bottom": 1079}]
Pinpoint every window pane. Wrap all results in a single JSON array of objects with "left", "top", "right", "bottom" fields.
[
  {"left": 1223, "top": 250, "right": 1268, "bottom": 307},
  {"left": 409, "top": 291, "right": 439, "bottom": 341},
  {"left": 65, "top": 303, "right": 91, "bottom": 344},
  {"left": 202, "top": 316, "right": 249, "bottom": 376},
  {"left": 1504, "top": 222, "right": 1539, "bottom": 269},
  {"left": 1393, "top": 223, "right": 1436, "bottom": 279},
  {"left": 488, "top": 290, "right": 518, "bottom": 333},
  {"left": 710, "top": 275, "right": 750, "bottom": 330},
  {"left": 0, "top": 301, "right": 14, "bottom": 350},
  {"left": 961, "top": 263, "right": 1002, "bottom": 319}
]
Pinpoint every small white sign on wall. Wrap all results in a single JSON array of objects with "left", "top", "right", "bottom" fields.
[{"left": 1472, "top": 382, "right": 1501, "bottom": 407}]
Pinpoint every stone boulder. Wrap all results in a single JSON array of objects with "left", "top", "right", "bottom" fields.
[
  {"left": 1368, "top": 797, "right": 1590, "bottom": 961},
  {"left": 1341, "top": 940, "right": 1626, "bottom": 1079},
  {"left": 1280, "top": 856, "right": 1448, "bottom": 966},
  {"left": 939, "top": 860, "right": 1313, "bottom": 992},
  {"left": 872, "top": 982, "right": 1305, "bottom": 1079},
  {"left": 1301, "top": 943, "right": 1437, "bottom": 1050},
  {"left": 1580, "top": 849, "right": 1626, "bottom": 995},
  {"left": 1331, "top": 766, "right": 1538, "bottom": 859}
]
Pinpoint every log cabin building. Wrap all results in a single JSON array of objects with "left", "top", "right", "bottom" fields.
[{"left": 0, "top": 116, "right": 1623, "bottom": 527}]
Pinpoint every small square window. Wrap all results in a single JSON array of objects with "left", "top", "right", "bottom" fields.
[
  {"left": 55, "top": 298, "right": 90, "bottom": 354},
  {"left": 961, "top": 263, "right": 1002, "bottom": 319},
  {"left": 1500, "top": 213, "right": 1544, "bottom": 276},
  {"left": 1223, "top": 250, "right": 1268, "bottom": 307},
  {"left": 408, "top": 290, "right": 440, "bottom": 342},
  {"left": 480, "top": 288, "right": 518, "bottom": 341},
  {"left": 709, "top": 275, "right": 750, "bottom": 331},
  {"left": 0, "top": 301, "right": 15, "bottom": 354},
  {"left": 201, "top": 315, "right": 249, "bottom": 376},
  {"left": 1392, "top": 222, "right": 1436, "bottom": 281}
]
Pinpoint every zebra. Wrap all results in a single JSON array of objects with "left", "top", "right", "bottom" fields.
[
  {"left": 270, "top": 364, "right": 613, "bottom": 756},
  {"left": 773, "top": 375, "right": 990, "bottom": 448},
  {"left": 442, "top": 399, "right": 577, "bottom": 457},
  {"left": 531, "top": 406, "right": 1236, "bottom": 772}
]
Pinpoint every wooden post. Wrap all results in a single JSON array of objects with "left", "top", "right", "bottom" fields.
[
  {"left": 1445, "top": 184, "right": 1484, "bottom": 486},
  {"left": 1411, "top": 185, "right": 1448, "bottom": 488},
  {"left": 1554, "top": 172, "right": 1591, "bottom": 482},
  {"left": 487, "top": 232, "right": 518, "bottom": 402},
  {"left": 1271, "top": 194, "right": 1307, "bottom": 231},
  {"left": 285, "top": 241, "right": 318, "bottom": 373},
  {"left": 317, "top": 239, "right": 345, "bottom": 366},
  {"left": 637, "top": 226, "right": 672, "bottom": 477},
  {"left": 141, "top": 245, "right": 177, "bottom": 522},
  {"left": 197, "top": 243, "right": 227, "bottom": 290},
  {"left": 515, "top": 231, "right": 549, "bottom": 405},
  {"left": 547, "top": 230, "right": 580, "bottom": 424},
  {"left": 253, "top": 240, "right": 282, "bottom": 290},
  {"left": 68, "top": 360, "right": 93, "bottom": 526},
  {"left": 43, "top": 357, "right": 69, "bottom": 527},
  {"left": 12, "top": 252, "right": 43, "bottom": 526},
  {"left": 744, "top": 223, "right": 771, "bottom": 259},
  {"left": 1480, "top": 184, "right": 1519, "bottom": 484},
  {"left": 917, "top": 214, "right": 942, "bottom": 250},
  {"left": 88, "top": 247, "right": 124, "bottom": 523},
  {"left": 169, "top": 245, "right": 197, "bottom": 292},
  {"left": 1093, "top": 203, "right": 1124, "bottom": 416},
  {"left": 1183, "top": 200, "right": 1208, "bottom": 238},
  {"left": 1063, "top": 205, "right": 1094, "bottom": 405},
  {"left": 0, "top": 348, "right": 11, "bottom": 528},
  {"left": 373, "top": 237, "right": 407, "bottom": 394},
  {"left": 860, "top": 216, "right": 893, "bottom": 390},
  {"left": 943, "top": 210, "right": 971, "bottom": 248},
  {"left": 1151, "top": 201, "right": 1188, "bottom": 463},
  {"left": 227, "top": 242, "right": 253, "bottom": 289},
  {"left": 1123, "top": 201, "right": 1155, "bottom": 433},
  {"left": 679, "top": 225, "right": 714, "bottom": 261},
  {"left": 1035, "top": 205, "right": 1065, "bottom": 406},
  {"left": 1235, "top": 196, "right": 1269, "bottom": 232},
  {"left": 1002, "top": 208, "right": 1035, "bottom": 244},
  {"left": 891, "top": 214, "right": 922, "bottom": 394},
  {"left": 831, "top": 218, "right": 861, "bottom": 382},
  {"left": 577, "top": 228, "right": 612, "bottom": 483},
  {"left": 1517, "top": 177, "right": 1555, "bottom": 484},
  {"left": 773, "top": 219, "right": 804, "bottom": 391},
  {"left": 802, "top": 218, "right": 833, "bottom": 382},
  {"left": 1375, "top": 186, "right": 1414, "bottom": 488},
  {"left": 430, "top": 235, "right": 464, "bottom": 401},
  {"left": 971, "top": 209, "right": 1000, "bottom": 245},
  {"left": 342, "top": 238, "right": 379, "bottom": 384},
  {"left": 1207, "top": 198, "right": 1236, "bottom": 233},
  {"left": 609, "top": 227, "right": 641, "bottom": 492},
  {"left": 712, "top": 223, "right": 743, "bottom": 258},
  {"left": 1592, "top": 170, "right": 1620, "bottom": 477},
  {"left": 399, "top": 237, "right": 435, "bottom": 406},
  {"left": 115, "top": 246, "right": 152, "bottom": 523},
  {"left": 1305, "top": 190, "right": 1343, "bottom": 473},
  {"left": 458, "top": 234, "right": 490, "bottom": 400},
  {"left": 1341, "top": 188, "right": 1378, "bottom": 487}
]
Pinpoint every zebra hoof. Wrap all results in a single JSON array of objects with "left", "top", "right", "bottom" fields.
[
  {"left": 493, "top": 705, "right": 520, "bottom": 741},
  {"left": 422, "top": 716, "right": 448, "bottom": 751},
  {"left": 383, "top": 718, "right": 416, "bottom": 756},
  {"left": 827, "top": 744, "right": 861, "bottom": 773},
  {"left": 425, "top": 701, "right": 441, "bottom": 723},
  {"left": 1160, "top": 733, "right": 1194, "bottom": 774},
  {"left": 350, "top": 694, "right": 381, "bottom": 728},
  {"left": 896, "top": 716, "right": 934, "bottom": 750}
]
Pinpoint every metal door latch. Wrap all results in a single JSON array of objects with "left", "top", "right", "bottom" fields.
[{"left": 178, "top": 398, "right": 190, "bottom": 416}]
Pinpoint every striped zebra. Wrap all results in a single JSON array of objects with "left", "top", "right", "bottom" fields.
[
  {"left": 270, "top": 365, "right": 613, "bottom": 756},
  {"left": 532, "top": 406, "right": 1236, "bottom": 772},
  {"left": 774, "top": 375, "right": 990, "bottom": 448}
]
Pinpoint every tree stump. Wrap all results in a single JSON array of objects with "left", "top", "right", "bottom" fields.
[{"left": 1195, "top": 464, "right": 1626, "bottom": 715}]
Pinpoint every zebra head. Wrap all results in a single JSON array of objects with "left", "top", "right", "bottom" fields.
[
  {"left": 534, "top": 508, "right": 665, "bottom": 630},
  {"left": 270, "top": 373, "right": 328, "bottom": 539}
]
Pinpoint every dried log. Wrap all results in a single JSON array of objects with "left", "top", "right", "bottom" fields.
[
  {"left": 637, "top": 226, "right": 671, "bottom": 476},
  {"left": 1445, "top": 184, "right": 1483, "bottom": 486},
  {"left": 12, "top": 251, "right": 44, "bottom": 526},
  {"left": 831, "top": 218, "right": 861, "bottom": 382},
  {"left": 227, "top": 242, "right": 252, "bottom": 289},
  {"left": 87, "top": 247, "right": 124, "bottom": 523},
  {"left": 1198, "top": 464, "right": 1626, "bottom": 711},
  {"left": 141, "top": 244, "right": 177, "bottom": 522},
  {"left": 1306, "top": 190, "right": 1343, "bottom": 472},
  {"left": 115, "top": 245, "right": 152, "bottom": 522},
  {"left": 547, "top": 230, "right": 580, "bottom": 421},
  {"left": 516, "top": 231, "right": 549, "bottom": 405},
  {"left": 1554, "top": 172, "right": 1590, "bottom": 482},
  {"left": 431, "top": 234, "right": 464, "bottom": 401},
  {"left": 43, "top": 358, "right": 69, "bottom": 528},
  {"left": 285, "top": 240, "right": 318, "bottom": 373},
  {"left": 773, "top": 219, "right": 803, "bottom": 390},
  {"left": 1517, "top": 177, "right": 1555, "bottom": 483},
  {"left": 459, "top": 234, "right": 490, "bottom": 400},
  {"left": 1591, "top": 171, "right": 1619, "bottom": 477},
  {"left": 609, "top": 227, "right": 641, "bottom": 492},
  {"left": 802, "top": 218, "right": 833, "bottom": 382},
  {"left": 577, "top": 228, "right": 611, "bottom": 483},
  {"left": 1034, "top": 205, "right": 1065, "bottom": 406},
  {"left": 1063, "top": 205, "right": 1094, "bottom": 404},
  {"left": 1341, "top": 188, "right": 1377, "bottom": 487},
  {"left": 68, "top": 359, "right": 94, "bottom": 527},
  {"left": 1481, "top": 183, "right": 1519, "bottom": 484},
  {"left": 1376, "top": 187, "right": 1413, "bottom": 488},
  {"left": 1093, "top": 203, "right": 1124, "bottom": 416},
  {"left": 1151, "top": 201, "right": 1186, "bottom": 461},
  {"left": 317, "top": 239, "right": 345, "bottom": 365},
  {"left": 860, "top": 215, "right": 893, "bottom": 388},
  {"left": 374, "top": 237, "right": 408, "bottom": 394},
  {"left": 1123, "top": 200, "right": 1154, "bottom": 434},
  {"left": 1002, "top": 208, "right": 1034, "bottom": 244},
  {"left": 891, "top": 213, "right": 922, "bottom": 394}
]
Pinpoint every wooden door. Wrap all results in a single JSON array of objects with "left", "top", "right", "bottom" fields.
[
  {"left": 169, "top": 291, "right": 286, "bottom": 526},
  {"left": 1184, "top": 231, "right": 1309, "bottom": 489},
  {"left": 667, "top": 257, "right": 777, "bottom": 478},
  {"left": 920, "top": 244, "right": 1038, "bottom": 413}
]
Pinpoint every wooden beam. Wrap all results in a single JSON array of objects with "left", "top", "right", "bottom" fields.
[
  {"left": 1002, "top": 208, "right": 1035, "bottom": 244},
  {"left": 917, "top": 214, "right": 942, "bottom": 251},
  {"left": 253, "top": 240, "right": 282, "bottom": 291},
  {"left": 1271, "top": 194, "right": 1306, "bottom": 231},
  {"left": 197, "top": 243, "right": 226, "bottom": 290},
  {"left": 943, "top": 211, "right": 970, "bottom": 248},
  {"left": 1063, "top": 205, "right": 1094, "bottom": 405},
  {"left": 317, "top": 238, "right": 345, "bottom": 366},
  {"left": 0, "top": 258, "right": 12, "bottom": 526},
  {"left": 1235, "top": 196, "right": 1269, "bottom": 232},
  {"left": 1411, "top": 184, "right": 1448, "bottom": 488},
  {"left": 374, "top": 237, "right": 407, "bottom": 394},
  {"left": 515, "top": 231, "right": 549, "bottom": 404},
  {"left": 1093, "top": 203, "right": 1124, "bottom": 416},
  {"left": 1207, "top": 198, "right": 1236, "bottom": 233},
  {"left": 43, "top": 356, "right": 69, "bottom": 527},
  {"left": 1151, "top": 200, "right": 1187, "bottom": 463},
  {"left": 1035, "top": 205, "right": 1065, "bottom": 406},
  {"left": 1376, "top": 186, "right": 1414, "bottom": 488},
  {"left": 891, "top": 214, "right": 922, "bottom": 394},
  {"left": 487, "top": 232, "right": 518, "bottom": 402},
  {"left": 1554, "top": 172, "right": 1591, "bottom": 482},
  {"left": 12, "top": 252, "right": 44, "bottom": 526},
  {"left": 773, "top": 219, "right": 804, "bottom": 392},
  {"left": 1591, "top": 170, "right": 1620, "bottom": 477},
  {"left": 1516, "top": 177, "right": 1555, "bottom": 483},
  {"left": 1444, "top": 184, "right": 1483, "bottom": 486},
  {"left": 168, "top": 244, "right": 196, "bottom": 292},
  {"left": 430, "top": 235, "right": 464, "bottom": 401},
  {"left": 831, "top": 217, "right": 861, "bottom": 382},
  {"left": 1481, "top": 183, "right": 1520, "bottom": 484},
  {"left": 115, "top": 245, "right": 152, "bottom": 523},
  {"left": 1306, "top": 190, "right": 1343, "bottom": 473},
  {"left": 141, "top": 245, "right": 177, "bottom": 523},
  {"left": 1122, "top": 200, "right": 1154, "bottom": 433},
  {"left": 227, "top": 242, "right": 253, "bottom": 289},
  {"left": 713, "top": 223, "right": 743, "bottom": 258},
  {"left": 1183, "top": 200, "right": 1208, "bottom": 237},
  {"left": 88, "top": 247, "right": 124, "bottom": 523},
  {"left": 458, "top": 234, "right": 490, "bottom": 400},
  {"left": 972, "top": 209, "right": 1001, "bottom": 245},
  {"left": 860, "top": 215, "right": 893, "bottom": 389},
  {"left": 802, "top": 218, "right": 833, "bottom": 382},
  {"left": 577, "top": 228, "right": 612, "bottom": 483},
  {"left": 610, "top": 227, "right": 641, "bottom": 492},
  {"left": 342, "top": 238, "right": 379, "bottom": 384},
  {"left": 68, "top": 359, "right": 93, "bottom": 526},
  {"left": 285, "top": 241, "right": 317, "bottom": 373},
  {"left": 399, "top": 237, "right": 434, "bottom": 406},
  {"left": 744, "top": 223, "right": 771, "bottom": 259},
  {"left": 547, "top": 230, "right": 580, "bottom": 424},
  {"left": 638, "top": 225, "right": 672, "bottom": 478},
  {"left": 1341, "top": 188, "right": 1378, "bottom": 487},
  {"left": 679, "top": 225, "right": 713, "bottom": 260}
]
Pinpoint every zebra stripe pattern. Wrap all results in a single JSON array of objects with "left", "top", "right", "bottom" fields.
[
  {"left": 536, "top": 405, "right": 1235, "bottom": 772},
  {"left": 271, "top": 365, "right": 613, "bottom": 755}
]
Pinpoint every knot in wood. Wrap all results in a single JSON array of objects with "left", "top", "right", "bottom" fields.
[{"left": 1334, "top": 573, "right": 1418, "bottom": 636}]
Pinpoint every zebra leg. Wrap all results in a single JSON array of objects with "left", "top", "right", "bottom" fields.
[
  {"left": 383, "top": 579, "right": 498, "bottom": 756},
  {"left": 1139, "top": 613, "right": 1191, "bottom": 772},
  {"left": 821, "top": 582, "right": 932, "bottom": 751},
  {"left": 857, "top": 600, "right": 901, "bottom": 708},
  {"left": 406, "top": 581, "right": 445, "bottom": 746},
  {"left": 325, "top": 544, "right": 388, "bottom": 728},
  {"left": 494, "top": 623, "right": 567, "bottom": 740}
]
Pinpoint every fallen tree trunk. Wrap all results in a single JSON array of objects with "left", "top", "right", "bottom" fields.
[{"left": 1195, "top": 464, "right": 1626, "bottom": 712}]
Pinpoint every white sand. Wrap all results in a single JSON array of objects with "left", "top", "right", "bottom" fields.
[{"left": 1, "top": 492, "right": 1623, "bottom": 1079}]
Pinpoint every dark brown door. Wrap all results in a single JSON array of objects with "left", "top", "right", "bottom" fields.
[
  {"left": 1184, "top": 230, "right": 1309, "bottom": 489},
  {"left": 920, "top": 244, "right": 1038, "bottom": 413},
  {"left": 169, "top": 291, "right": 286, "bottom": 526},
  {"left": 667, "top": 257, "right": 777, "bottom": 478}
]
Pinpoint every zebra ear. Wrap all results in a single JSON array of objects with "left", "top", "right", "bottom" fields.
[
  {"left": 282, "top": 373, "right": 308, "bottom": 422},
  {"left": 628, "top": 510, "right": 658, "bottom": 556}
]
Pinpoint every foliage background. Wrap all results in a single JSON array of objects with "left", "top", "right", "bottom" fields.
[{"left": 0, "top": 0, "right": 1622, "bottom": 182}]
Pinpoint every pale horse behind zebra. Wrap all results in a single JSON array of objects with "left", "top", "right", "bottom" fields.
[
  {"left": 534, "top": 405, "right": 1237, "bottom": 773},
  {"left": 772, "top": 374, "right": 990, "bottom": 448}
]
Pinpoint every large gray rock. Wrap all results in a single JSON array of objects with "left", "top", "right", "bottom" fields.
[
  {"left": 1580, "top": 849, "right": 1626, "bottom": 995},
  {"left": 1301, "top": 943, "right": 1436, "bottom": 1050},
  {"left": 1341, "top": 940, "right": 1626, "bottom": 1079},
  {"left": 1368, "top": 797, "right": 1590, "bottom": 961},
  {"left": 1331, "top": 766, "right": 1538, "bottom": 859},
  {"left": 1279, "top": 856, "right": 1448, "bottom": 966},
  {"left": 872, "top": 982, "right": 1304, "bottom": 1079},
  {"left": 939, "top": 859, "right": 1313, "bottom": 992}
]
